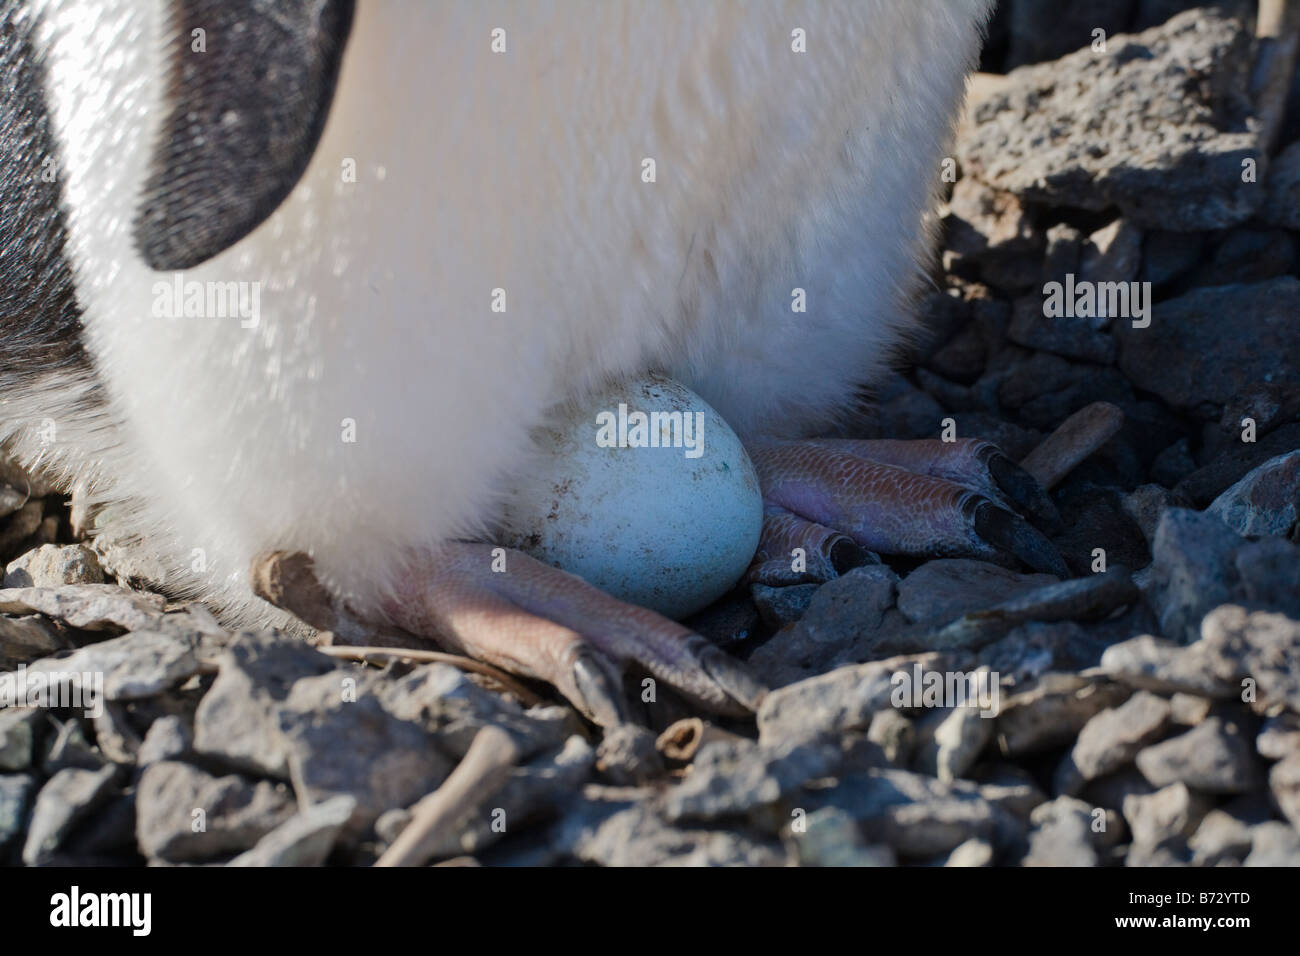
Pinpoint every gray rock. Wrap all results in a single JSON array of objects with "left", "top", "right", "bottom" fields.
[
  {"left": 1199, "top": 229, "right": 1298, "bottom": 287},
  {"left": 1201, "top": 605, "right": 1300, "bottom": 712},
  {"left": 1040, "top": 223, "right": 1083, "bottom": 285},
  {"left": 1176, "top": 423, "right": 1300, "bottom": 506},
  {"left": 227, "top": 795, "right": 357, "bottom": 867},
  {"left": 1083, "top": 767, "right": 1158, "bottom": 814},
  {"left": 1123, "top": 782, "right": 1212, "bottom": 848},
  {"left": 1140, "top": 230, "right": 1205, "bottom": 288},
  {"left": 1118, "top": 278, "right": 1300, "bottom": 415},
  {"left": 808, "top": 769, "right": 1016, "bottom": 859},
  {"left": 744, "top": 565, "right": 900, "bottom": 688},
  {"left": 660, "top": 738, "right": 838, "bottom": 824},
  {"left": 1260, "top": 139, "right": 1300, "bottom": 230},
  {"left": 1144, "top": 508, "right": 1243, "bottom": 645},
  {"left": 22, "top": 764, "right": 119, "bottom": 864},
  {"left": 1108, "top": 606, "right": 1300, "bottom": 709},
  {"left": 1135, "top": 717, "right": 1262, "bottom": 793},
  {"left": 1235, "top": 538, "right": 1300, "bottom": 621},
  {"left": 42, "top": 718, "right": 105, "bottom": 773},
  {"left": 4, "top": 545, "right": 104, "bottom": 588},
  {"left": 19, "top": 626, "right": 218, "bottom": 701},
  {"left": 943, "top": 178, "right": 1043, "bottom": 288},
  {"left": 1188, "top": 808, "right": 1255, "bottom": 865},
  {"left": 996, "top": 673, "right": 1131, "bottom": 757},
  {"left": 979, "top": 620, "right": 1110, "bottom": 685},
  {"left": 595, "top": 724, "right": 663, "bottom": 786},
  {"left": 756, "top": 652, "right": 956, "bottom": 747},
  {"left": 888, "top": 567, "right": 1139, "bottom": 658},
  {"left": 1269, "top": 753, "right": 1300, "bottom": 829},
  {"left": 137, "top": 716, "right": 192, "bottom": 766},
  {"left": 863, "top": 373, "right": 951, "bottom": 441},
  {"left": 0, "top": 707, "right": 43, "bottom": 771},
  {"left": 1100, "top": 634, "right": 1238, "bottom": 697},
  {"left": 567, "top": 798, "right": 787, "bottom": 867},
  {"left": 92, "top": 704, "right": 141, "bottom": 765},
  {"left": 896, "top": 560, "right": 1055, "bottom": 626},
  {"left": 1069, "top": 691, "right": 1173, "bottom": 781},
  {"left": 0, "top": 584, "right": 166, "bottom": 632},
  {"left": 1007, "top": 296, "right": 1116, "bottom": 363},
  {"left": 1121, "top": 484, "right": 1181, "bottom": 546},
  {"left": 193, "top": 633, "right": 454, "bottom": 838},
  {"left": 0, "top": 614, "right": 69, "bottom": 671},
  {"left": 945, "top": 838, "right": 995, "bottom": 867},
  {"left": 866, "top": 709, "right": 915, "bottom": 767},
  {"left": 1218, "top": 383, "right": 1300, "bottom": 443},
  {"left": 971, "top": 765, "right": 1048, "bottom": 820},
  {"left": 1151, "top": 437, "right": 1198, "bottom": 487},
  {"left": 0, "top": 773, "right": 35, "bottom": 847},
  {"left": 792, "top": 806, "right": 896, "bottom": 867},
  {"left": 1207, "top": 450, "right": 1300, "bottom": 538},
  {"left": 0, "top": 501, "right": 43, "bottom": 555},
  {"left": 1168, "top": 693, "right": 1211, "bottom": 726},
  {"left": 960, "top": 10, "right": 1261, "bottom": 230},
  {"left": 1243, "top": 821, "right": 1300, "bottom": 866},
  {"left": 912, "top": 703, "right": 996, "bottom": 783},
  {"left": 1125, "top": 839, "right": 1194, "bottom": 866},
  {"left": 1081, "top": 219, "right": 1143, "bottom": 286},
  {"left": 1023, "top": 796, "right": 1100, "bottom": 867},
  {"left": 377, "top": 663, "right": 574, "bottom": 760},
  {"left": 1257, "top": 713, "right": 1300, "bottom": 761},
  {"left": 135, "top": 761, "right": 296, "bottom": 862},
  {"left": 750, "top": 583, "right": 819, "bottom": 629}
]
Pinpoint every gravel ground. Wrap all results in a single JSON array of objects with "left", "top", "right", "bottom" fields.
[{"left": 2, "top": 3, "right": 1299, "bottom": 867}]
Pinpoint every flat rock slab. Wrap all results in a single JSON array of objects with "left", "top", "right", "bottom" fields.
[
  {"left": 13, "top": 628, "right": 221, "bottom": 703},
  {"left": 0, "top": 584, "right": 166, "bottom": 632},
  {"left": 896, "top": 559, "right": 1057, "bottom": 626},
  {"left": 958, "top": 9, "right": 1262, "bottom": 230},
  {"left": 1117, "top": 277, "right": 1300, "bottom": 415}
]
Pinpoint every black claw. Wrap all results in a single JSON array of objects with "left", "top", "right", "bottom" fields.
[
  {"left": 572, "top": 649, "right": 630, "bottom": 727},
  {"left": 970, "top": 498, "right": 1070, "bottom": 579},
  {"left": 695, "top": 641, "right": 769, "bottom": 713},
  {"left": 982, "top": 448, "right": 1062, "bottom": 533}
]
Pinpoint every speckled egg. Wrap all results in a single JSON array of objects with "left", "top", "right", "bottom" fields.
[{"left": 500, "top": 373, "right": 763, "bottom": 619}]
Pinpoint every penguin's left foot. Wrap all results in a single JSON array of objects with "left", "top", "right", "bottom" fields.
[
  {"left": 375, "top": 543, "right": 768, "bottom": 727},
  {"left": 747, "top": 437, "right": 1067, "bottom": 583}
]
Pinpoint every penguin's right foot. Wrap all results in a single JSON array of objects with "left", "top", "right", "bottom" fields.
[{"left": 376, "top": 543, "right": 767, "bottom": 728}]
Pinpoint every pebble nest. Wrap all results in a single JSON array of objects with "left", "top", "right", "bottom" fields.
[{"left": 2, "top": 3, "right": 1300, "bottom": 867}]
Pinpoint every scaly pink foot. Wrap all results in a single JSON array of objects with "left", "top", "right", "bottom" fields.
[
  {"left": 382, "top": 543, "right": 767, "bottom": 727},
  {"left": 747, "top": 437, "right": 1067, "bottom": 583}
]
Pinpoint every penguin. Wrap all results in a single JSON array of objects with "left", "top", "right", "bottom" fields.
[{"left": 1, "top": 0, "right": 1061, "bottom": 726}]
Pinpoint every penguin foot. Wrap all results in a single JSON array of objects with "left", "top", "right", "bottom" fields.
[
  {"left": 747, "top": 437, "right": 1068, "bottom": 582},
  {"left": 380, "top": 543, "right": 767, "bottom": 727}
]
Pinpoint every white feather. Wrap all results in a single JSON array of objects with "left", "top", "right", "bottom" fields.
[{"left": 9, "top": 0, "right": 993, "bottom": 623}]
